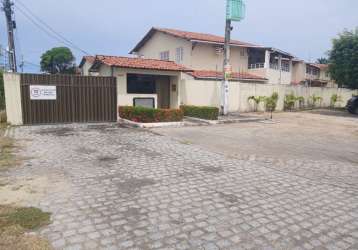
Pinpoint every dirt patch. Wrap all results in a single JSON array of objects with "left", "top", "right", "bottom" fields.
[
  {"left": 0, "top": 176, "right": 50, "bottom": 206},
  {"left": 0, "top": 205, "right": 52, "bottom": 250}
]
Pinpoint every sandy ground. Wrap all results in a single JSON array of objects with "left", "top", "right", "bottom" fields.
[{"left": 153, "top": 109, "right": 358, "bottom": 164}]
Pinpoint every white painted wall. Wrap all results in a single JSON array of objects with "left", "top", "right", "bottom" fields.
[
  {"left": 97, "top": 65, "right": 181, "bottom": 109},
  {"left": 4, "top": 73, "right": 23, "bottom": 125},
  {"left": 181, "top": 78, "right": 358, "bottom": 112}
]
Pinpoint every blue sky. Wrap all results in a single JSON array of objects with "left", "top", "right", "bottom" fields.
[{"left": 0, "top": 0, "right": 357, "bottom": 72}]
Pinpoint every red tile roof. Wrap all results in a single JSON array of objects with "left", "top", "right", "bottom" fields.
[
  {"left": 188, "top": 70, "right": 267, "bottom": 81},
  {"left": 310, "top": 63, "right": 329, "bottom": 70},
  {"left": 131, "top": 27, "right": 261, "bottom": 53},
  {"left": 156, "top": 28, "right": 260, "bottom": 47},
  {"left": 93, "top": 55, "right": 191, "bottom": 72}
]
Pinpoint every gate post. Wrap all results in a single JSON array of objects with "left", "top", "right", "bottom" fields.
[{"left": 4, "top": 73, "right": 23, "bottom": 125}]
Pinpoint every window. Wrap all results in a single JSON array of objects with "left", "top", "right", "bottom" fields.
[
  {"left": 160, "top": 51, "right": 170, "bottom": 61},
  {"left": 325, "top": 71, "right": 329, "bottom": 77},
  {"left": 127, "top": 74, "right": 156, "bottom": 94},
  {"left": 176, "top": 47, "right": 184, "bottom": 63},
  {"left": 306, "top": 66, "right": 319, "bottom": 76},
  {"left": 281, "top": 61, "right": 290, "bottom": 72}
]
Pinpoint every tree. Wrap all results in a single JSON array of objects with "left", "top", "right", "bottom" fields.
[
  {"left": 316, "top": 57, "right": 329, "bottom": 64},
  {"left": 328, "top": 28, "right": 358, "bottom": 89},
  {"left": 40, "top": 47, "right": 76, "bottom": 74}
]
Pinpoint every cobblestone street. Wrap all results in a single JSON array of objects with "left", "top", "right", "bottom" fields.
[{"left": 3, "top": 120, "right": 358, "bottom": 250}]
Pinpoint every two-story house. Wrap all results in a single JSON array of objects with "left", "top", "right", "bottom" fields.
[
  {"left": 292, "top": 60, "right": 336, "bottom": 87},
  {"left": 130, "top": 28, "right": 299, "bottom": 85},
  {"left": 79, "top": 27, "right": 336, "bottom": 111}
]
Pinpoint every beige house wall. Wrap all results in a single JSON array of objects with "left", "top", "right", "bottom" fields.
[
  {"left": 292, "top": 61, "right": 306, "bottom": 83},
  {"left": 97, "top": 65, "right": 181, "bottom": 109},
  {"left": 137, "top": 32, "right": 192, "bottom": 66},
  {"left": 4, "top": 73, "right": 23, "bottom": 125},
  {"left": 136, "top": 31, "right": 249, "bottom": 72},
  {"left": 190, "top": 44, "right": 248, "bottom": 72}
]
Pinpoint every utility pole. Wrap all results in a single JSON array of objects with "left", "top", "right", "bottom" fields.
[
  {"left": 222, "top": 0, "right": 245, "bottom": 115},
  {"left": 2, "top": 0, "right": 17, "bottom": 72},
  {"left": 222, "top": 17, "right": 232, "bottom": 115}
]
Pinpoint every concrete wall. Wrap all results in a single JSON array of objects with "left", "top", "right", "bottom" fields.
[
  {"left": 181, "top": 78, "right": 358, "bottom": 112},
  {"left": 97, "top": 65, "right": 181, "bottom": 109},
  {"left": 4, "top": 73, "right": 23, "bottom": 125}
]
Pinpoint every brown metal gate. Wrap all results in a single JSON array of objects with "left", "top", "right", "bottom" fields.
[{"left": 20, "top": 74, "right": 117, "bottom": 124}]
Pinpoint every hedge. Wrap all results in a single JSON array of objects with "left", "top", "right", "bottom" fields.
[
  {"left": 118, "top": 106, "right": 183, "bottom": 123},
  {"left": 180, "top": 105, "right": 219, "bottom": 120}
]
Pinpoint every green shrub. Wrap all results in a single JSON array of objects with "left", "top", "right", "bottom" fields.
[
  {"left": 330, "top": 94, "right": 342, "bottom": 108},
  {"left": 180, "top": 105, "right": 219, "bottom": 120},
  {"left": 265, "top": 92, "right": 279, "bottom": 119},
  {"left": 118, "top": 106, "right": 183, "bottom": 123},
  {"left": 284, "top": 93, "right": 297, "bottom": 111},
  {"left": 310, "top": 94, "right": 323, "bottom": 108}
]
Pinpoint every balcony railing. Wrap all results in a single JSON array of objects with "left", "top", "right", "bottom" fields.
[
  {"left": 249, "top": 63, "right": 291, "bottom": 72},
  {"left": 248, "top": 63, "right": 264, "bottom": 69},
  {"left": 270, "top": 63, "right": 290, "bottom": 72}
]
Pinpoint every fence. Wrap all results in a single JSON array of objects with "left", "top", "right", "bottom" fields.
[{"left": 180, "top": 79, "right": 358, "bottom": 112}]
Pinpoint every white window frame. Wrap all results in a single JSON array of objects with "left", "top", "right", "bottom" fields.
[
  {"left": 160, "top": 51, "right": 170, "bottom": 61},
  {"left": 175, "top": 47, "right": 184, "bottom": 63}
]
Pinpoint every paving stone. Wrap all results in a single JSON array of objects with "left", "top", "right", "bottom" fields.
[{"left": 6, "top": 124, "right": 358, "bottom": 250}]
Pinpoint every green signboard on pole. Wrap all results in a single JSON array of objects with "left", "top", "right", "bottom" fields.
[{"left": 226, "top": 0, "right": 246, "bottom": 22}]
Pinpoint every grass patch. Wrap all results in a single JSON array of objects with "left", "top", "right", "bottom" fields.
[
  {"left": 0, "top": 205, "right": 52, "bottom": 250},
  {"left": 1, "top": 206, "right": 51, "bottom": 230}
]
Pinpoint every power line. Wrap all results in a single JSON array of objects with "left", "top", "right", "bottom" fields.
[{"left": 14, "top": 1, "right": 91, "bottom": 55}]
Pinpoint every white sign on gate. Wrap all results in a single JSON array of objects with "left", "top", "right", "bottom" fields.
[{"left": 30, "top": 85, "right": 57, "bottom": 100}]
